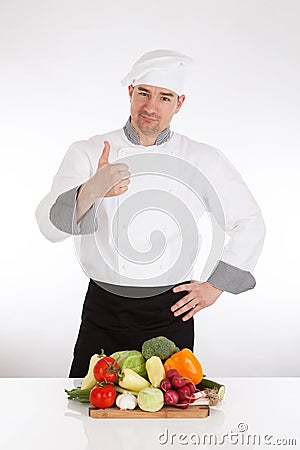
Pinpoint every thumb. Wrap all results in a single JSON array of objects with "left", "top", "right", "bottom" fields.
[{"left": 98, "top": 140, "right": 110, "bottom": 167}]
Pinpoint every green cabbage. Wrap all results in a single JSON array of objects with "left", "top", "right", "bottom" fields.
[
  {"left": 110, "top": 350, "right": 147, "bottom": 378},
  {"left": 137, "top": 387, "right": 164, "bottom": 412}
]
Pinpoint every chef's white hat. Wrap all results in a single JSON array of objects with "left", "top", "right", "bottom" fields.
[{"left": 121, "top": 49, "right": 194, "bottom": 95}]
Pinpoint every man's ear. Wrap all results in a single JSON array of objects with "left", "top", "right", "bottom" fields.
[
  {"left": 175, "top": 94, "right": 185, "bottom": 114},
  {"left": 128, "top": 85, "right": 134, "bottom": 101}
]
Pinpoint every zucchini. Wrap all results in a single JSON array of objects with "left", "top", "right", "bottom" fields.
[{"left": 196, "top": 378, "right": 225, "bottom": 400}]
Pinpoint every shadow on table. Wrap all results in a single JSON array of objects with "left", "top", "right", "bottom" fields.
[{"left": 64, "top": 399, "right": 226, "bottom": 450}]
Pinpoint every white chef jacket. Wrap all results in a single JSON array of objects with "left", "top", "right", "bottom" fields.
[{"left": 35, "top": 124, "right": 266, "bottom": 294}]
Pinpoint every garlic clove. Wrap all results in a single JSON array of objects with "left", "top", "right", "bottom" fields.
[{"left": 116, "top": 392, "right": 138, "bottom": 410}]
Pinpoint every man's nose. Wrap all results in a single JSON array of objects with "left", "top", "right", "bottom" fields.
[{"left": 143, "top": 97, "right": 158, "bottom": 114}]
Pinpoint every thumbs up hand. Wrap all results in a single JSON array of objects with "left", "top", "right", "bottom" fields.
[
  {"left": 97, "top": 140, "right": 111, "bottom": 169},
  {"left": 76, "top": 141, "right": 131, "bottom": 223},
  {"left": 87, "top": 141, "right": 131, "bottom": 198}
]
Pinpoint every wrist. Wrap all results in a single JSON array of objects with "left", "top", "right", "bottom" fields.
[
  {"left": 204, "top": 281, "right": 223, "bottom": 295},
  {"left": 77, "top": 180, "right": 97, "bottom": 202}
]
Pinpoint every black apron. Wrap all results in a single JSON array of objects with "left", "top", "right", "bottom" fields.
[{"left": 69, "top": 279, "right": 194, "bottom": 377}]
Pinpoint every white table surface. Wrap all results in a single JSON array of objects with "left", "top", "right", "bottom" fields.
[{"left": 0, "top": 378, "right": 299, "bottom": 450}]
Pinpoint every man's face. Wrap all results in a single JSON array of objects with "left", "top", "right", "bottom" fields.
[{"left": 128, "top": 84, "right": 185, "bottom": 138}]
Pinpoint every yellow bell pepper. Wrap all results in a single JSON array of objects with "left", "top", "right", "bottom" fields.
[{"left": 118, "top": 368, "right": 151, "bottom": 392}]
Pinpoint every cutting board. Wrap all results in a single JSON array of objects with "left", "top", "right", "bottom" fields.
[{"left": 89, "top": 404, "right": 209, "bottom": 418}]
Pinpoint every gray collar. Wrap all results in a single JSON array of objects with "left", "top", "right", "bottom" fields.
[{"left": 123, "top": 118, "right": 171, "bottom": 146}]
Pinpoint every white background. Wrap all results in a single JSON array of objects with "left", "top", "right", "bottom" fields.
[{"left": 0, "top": 0, "right": 299, "bottom": 377}]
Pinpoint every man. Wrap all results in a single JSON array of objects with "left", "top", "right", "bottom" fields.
[{"left": 36, "top": 49, "right": 266, "bottom": 377}]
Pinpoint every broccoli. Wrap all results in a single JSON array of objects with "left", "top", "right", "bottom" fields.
[{"left": 141, "top": 336, "right": 179, "bottom": 361}]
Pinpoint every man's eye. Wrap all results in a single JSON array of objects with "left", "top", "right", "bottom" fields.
[
  {"left": 139, "top": 92, "right": 148, "bottom": 97},
  {"left": 162, "top": 97, "right": 171, "bottom": 102}
]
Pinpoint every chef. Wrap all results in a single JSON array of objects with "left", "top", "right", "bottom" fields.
[{"left": 36, "top": 49, "right": 266, "bottom": 377}]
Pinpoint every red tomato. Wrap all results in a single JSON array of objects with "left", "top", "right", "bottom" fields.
[
  {"left": 90, "top": 384, "right": 116, "bottom": 408},
  {"left": 93, "top": 356, "right": 119, "bottom": 383}
]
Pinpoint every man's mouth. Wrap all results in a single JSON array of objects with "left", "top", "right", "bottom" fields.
[{"left": 139, "top": 114, "right": 159, "bottom": 122}]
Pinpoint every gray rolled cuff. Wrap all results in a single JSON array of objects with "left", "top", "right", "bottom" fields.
[
  {"left": 49, "top": 186, "right": 98, "bottom": 235},
  {"left": 207, "top": 260, "right": 256, "bottom": 294}
]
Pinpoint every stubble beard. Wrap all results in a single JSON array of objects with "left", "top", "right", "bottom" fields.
[{"left": 136, "top": 112, "right": 161, "bottom": 136}]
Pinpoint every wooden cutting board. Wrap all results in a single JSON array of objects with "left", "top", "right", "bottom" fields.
[{"left": 89, "top": 404, "right": 209, "bottom": 418}]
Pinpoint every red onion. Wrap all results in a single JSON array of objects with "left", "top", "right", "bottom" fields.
[
  {"left": 185, "top": 381, "right": 196, "bottom": 394},
  {"left": 189, "top": 394, "right": 196, "bottom": 404},
  {"left": 164, "top": 390, "right": 179, "bottom": 405},
  {"left": 171, "top": 375, "right": 186, "bottom": 389},
  {"left": 166, "top": 369, "right": 179, "bottom": 379},
  {"left": 160, "top": 378, "right": 172, "bottom": 392},
  {"left": 177, "top": 385, "right": 192, "bottom": 400},
  {"left": 177, "top": 399, "right": 189, "bottom": 409}
]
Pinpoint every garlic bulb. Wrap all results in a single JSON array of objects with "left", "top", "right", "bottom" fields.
[{"left": 116, "top": 392, "right": 137, "bottom": 410}]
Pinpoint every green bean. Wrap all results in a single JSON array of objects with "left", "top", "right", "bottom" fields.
[{"left": 65, "top": 387, "right": 91, "bottom": 401}]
